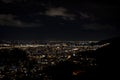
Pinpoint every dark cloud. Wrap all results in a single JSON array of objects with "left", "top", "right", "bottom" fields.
[
  {"left": 1, "top": 0, "right": 28, "bottom": 3},
  {"left": 0, "top": 14, "right": 42, "bottom": 27},
  {"left": 79, "top": 12, "right": 90, "bottom": 18},
  {"left": 82, "top": 23, "right": 115, "bottom": 31},
  {"left": 1, "top": 0, "right": 14, "bottom": 3}
]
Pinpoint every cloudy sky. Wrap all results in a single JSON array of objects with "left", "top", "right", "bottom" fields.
[{"left": 0, "top": 0, "right": 120, "bottom": 40}]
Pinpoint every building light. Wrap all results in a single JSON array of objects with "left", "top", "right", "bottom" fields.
[{"left": 73, "top": 54, "right": 76, "bottom": 56}]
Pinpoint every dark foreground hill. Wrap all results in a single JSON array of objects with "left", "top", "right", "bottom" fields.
[{"left": 96, "top": 37, "right": 120, "bottom": 80}]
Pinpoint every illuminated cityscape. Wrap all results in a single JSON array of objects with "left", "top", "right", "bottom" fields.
[
  {"left": 0, "top": 40, "right": 110, "bottom": 80},
  {"left": 0, "top": 0, "right": 119, "bottom": 80}
]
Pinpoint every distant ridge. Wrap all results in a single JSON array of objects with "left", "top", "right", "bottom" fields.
[{"left": 96, "top": 36, "right": 120, "bottom": 45}]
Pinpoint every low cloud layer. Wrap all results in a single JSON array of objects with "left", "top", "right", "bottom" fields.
[
  {"left": 44, "top": 7, "right": 76, "bottom": 20},
  {"left": 82, "top": 23, "right": 115, "bottom": 30},
  {"left": 1, "top": 0, "right": 28, "bottom": 3},
  {"left": 0, "top": 14, "right": 41, "bottom": 27}
]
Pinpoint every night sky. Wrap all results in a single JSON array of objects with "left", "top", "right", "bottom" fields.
[{"left": 0, "top": 0, "right": 120, "bottom": 40}]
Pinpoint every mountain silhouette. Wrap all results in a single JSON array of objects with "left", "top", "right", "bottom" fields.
[{"left": 96, "top": 37, "right": 120, "bottom": 79}]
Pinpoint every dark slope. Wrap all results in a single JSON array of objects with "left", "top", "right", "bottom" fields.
[
  {"left": 96, "top": 37, "right": 120, "bottom": 79},
  {"left": 97, "top": 36, "right": 120, "bottom": 45}
]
